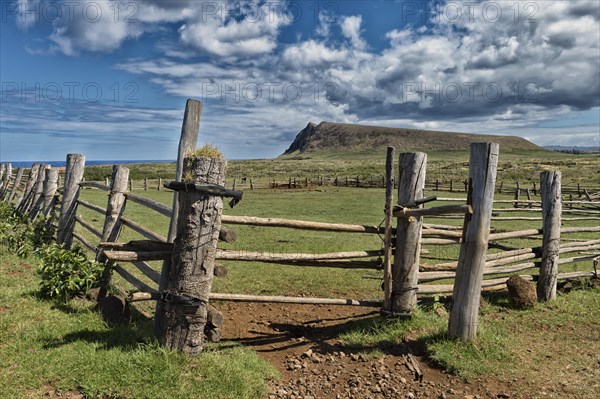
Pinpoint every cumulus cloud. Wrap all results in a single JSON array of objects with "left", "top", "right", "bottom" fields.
[
  {"left": 178, "top": 2, "right": 291, "bottom": 58},
  {"left": 340, "top": 15, "right": 365, "bottom": 49},
  {"left": 10, "top": 0, "right": 600, "bottom": 154}
]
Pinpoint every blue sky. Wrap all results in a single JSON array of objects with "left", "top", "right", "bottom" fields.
[{"left": 1, "top": 0, "right": 599, "bottom": 161}]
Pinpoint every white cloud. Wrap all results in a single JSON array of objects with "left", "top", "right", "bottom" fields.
[
  {"left": 282, "top": 40, "right": 349, "bottom": 68},
  {"left": 178, "top": 2, "right": 291, "bottom": 58},
  {"left": 340, "top": 15, "right": 365, "bottom": 49}
]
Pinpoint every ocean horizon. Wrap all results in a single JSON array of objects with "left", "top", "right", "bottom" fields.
[{"left": 1, "top": 160, "right": 176, "bottom": 168}]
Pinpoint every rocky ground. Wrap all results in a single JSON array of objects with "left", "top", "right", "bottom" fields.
[{"left": 218, "top": 302, "right": 519, "bottom": 399}]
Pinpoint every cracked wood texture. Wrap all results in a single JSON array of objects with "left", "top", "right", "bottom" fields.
[
  {"left": 537, "top": 171, "right": 562, "bottom": 301},
  {"left": 98, "top": 165, "right": 130, "bottom": 299},
  {"left": 154, "top": 156, "right": 226, "bottom": 354},
  {"left": 57, "top": 155, "right": 85, "bottom": 248},
  {"left": 155, "top": 99, "right": 203, "bottom": 339},
  {"left": 391, "top": 152, "right": 427, "bottom": 314},
  {"left": 448, "top": 143, "right": 499, "bottom": 341}
]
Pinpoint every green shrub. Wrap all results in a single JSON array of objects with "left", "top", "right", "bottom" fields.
[
  {"left": 0, "top": 202, "right": 55, "bottom": 257},
  {"left": 36, "top": 243, "right": 103, "bottom": 302}
]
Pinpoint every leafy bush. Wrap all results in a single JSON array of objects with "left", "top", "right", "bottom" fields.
[
  {"left": 0, "top": 202, "right": 55, "bottom": 257},
  {"left": 36, "top": 244, "right": 103, "bottom": 302}
]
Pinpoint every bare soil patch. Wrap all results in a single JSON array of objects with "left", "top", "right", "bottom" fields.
[{"left": 218, "top": 302, "right": 520, "bottom": 399}]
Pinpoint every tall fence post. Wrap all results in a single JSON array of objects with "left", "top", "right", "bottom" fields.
[
  {"left": 448, "top": 143, "right": 499, "bottom": 341},
  {"left": 154, "top": 154, "right": 226, "bottom": 354},
  {"left": 41, "top": 168, "right": 59, "bottom": 218},
  {"left": 382, "top": 147, "right": 395, "bottom": 312},
  {"left": 7, "top": 168, "right": 24, "bottom": 203},
  {"left": 29, "top": 164, "right": 50, "bottom": 218},
  {"left": 57, "top": 154, "right": 86, "bottom": 248},
  {"left": 391, "top": 152, "right": 427, "bottom": 315},
  {"left": 155, "top": 99, "right": 203, "bottom": 336},
  {"left": 537, "top": 171, "right": 562, "bottom": 302},
  {"left": 97, "top": 165, "right": 130, "bottom": 299}
]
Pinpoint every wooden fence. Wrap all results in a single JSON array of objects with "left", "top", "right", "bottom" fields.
[{"left": 1, "top": 100, "right": 598, "bottom": 349}]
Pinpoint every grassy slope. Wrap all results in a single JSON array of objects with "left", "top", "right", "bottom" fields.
[{"left": 0, "top": 251, "right": 278, "bottom": 399}]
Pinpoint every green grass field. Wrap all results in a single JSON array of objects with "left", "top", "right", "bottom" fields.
[{"left": 2, "top": 149, "right": 599, "bottom": 398}]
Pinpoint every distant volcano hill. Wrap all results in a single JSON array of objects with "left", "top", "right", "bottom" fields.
[{"left": 282, "top": 122, "right": 545, "bottom": 156}]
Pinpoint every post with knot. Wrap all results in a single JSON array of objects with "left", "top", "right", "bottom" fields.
[{"left": 153, "top": 151, "right": 227, "bottom": 354}]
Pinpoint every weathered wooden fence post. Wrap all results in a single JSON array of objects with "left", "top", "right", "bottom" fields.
[
  {"left": 144, "top": 178, "right": 148, "bottom": 191},
  {"left": 97, "top": 165, "right": 130, "bottom": 299},
  {"left": 391, "top": 152, "right": 427, "bottom": 315},
  {"left": 57, "top": 154, "right": 86, "bottom": 248},
  {"left": 448, "top": 143, "right": 498, "bottom": 341},
  {"left": 158, "top": 178, "right": 162, "bottom": 191},
  {"left": 29, "top": 164, "right": 51, "bottom": 218},
  {"left": 15, "top": 163, "right": 40, "bottom": 211},
  {"left": 537, "top": 171, "right": 562, "bottom": 302},
  {"left": 382, "top": 147, "right": 395, "bottom": 312},
  {"left": 7, "top": 168, "right": 24, "bottom": 203},
  {"left": 154, "top": 154, "right": 226, "bottom": 354},
  {"left": 0, "top": 163, "right": 13, "bottom": 199},
  {"left": 42, "top": 168, "right": 59, "bottom": 218},
  {"left": 155, "top": 99, "right": 203, "bottom": 336}
]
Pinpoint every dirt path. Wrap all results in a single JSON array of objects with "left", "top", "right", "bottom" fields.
[{"left": 218, "top": 302, "right": 515, "bottom": 399}]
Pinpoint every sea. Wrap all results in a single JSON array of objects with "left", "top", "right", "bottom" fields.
[{"left": 3, "top": 160, "right": 175, "bottom": 168}]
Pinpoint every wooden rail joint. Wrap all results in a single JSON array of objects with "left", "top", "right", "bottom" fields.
[{"left": 164, "top": 181, "right": 243, "bottom": 208}]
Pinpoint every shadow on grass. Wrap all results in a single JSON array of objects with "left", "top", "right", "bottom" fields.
[{"left": 24, "top": 289, "right": 158, "bottom": 351}]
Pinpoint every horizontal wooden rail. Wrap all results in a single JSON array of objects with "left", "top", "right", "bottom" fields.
[
  {"left": 221, "top": 214, "right": 385, "bottom": 234},
  {"left": 76, "top": 199, "right": 106, "bottom": 215},
  {"left": 421, "top": 237, "right": 461, "bottom": 245},
  {"left": 129, "top": 291, "right": 383, "bottom": 307},
  {"left": 420, "top": 253, "right": 598, "bottom": 283},
  {"left": 262, "top": 259, "right": 382, "bottom": 269},
  {"left": 423, "top": 223, "right": 463, "bottom": 230},
  {"left": 79, "top": 181, "right": 110, "bottom": 191},
  {"left": 123, "top": 192, "right": 171, "bottom": 217},
  {"left": 488, "top": 229, "right": 542, "bottom": 241},
  {"left": 209, "top": 293, "right": 382, "bottom": 307},
  {"left": 417, "top": 270, "right": 597, "bottom": 294},
  {"left": 74, "top": 215, "right": 102, "bottom": 238},
  {"left": 422, "top": 228, "right": 463, "bottom": 238},
  {"left": 215, "top": 249, "right": 383, "bottom": 262},
  {"left": 103, "top": 250, "right": 171, "bottom": 262},
  {"left": 119, "top": 215, "right": 168, "bottom": 242}
]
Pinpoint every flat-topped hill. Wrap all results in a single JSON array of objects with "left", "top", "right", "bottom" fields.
[{"left": 282, "top": 122, "right": 545, "bottom": 157}]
